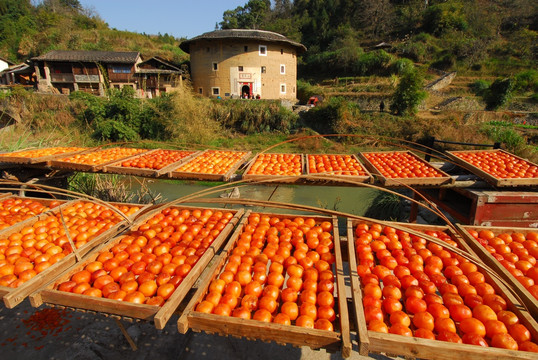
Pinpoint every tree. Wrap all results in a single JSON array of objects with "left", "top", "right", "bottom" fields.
[
  {"left": 390, "top": 69, "right": 427, "bottom": 115},
  {"left": 220, "top": 0, "right": 270, "bottom": 29},
  {"left": 353, "top": 0, "right": 395, "bottom": 37}
]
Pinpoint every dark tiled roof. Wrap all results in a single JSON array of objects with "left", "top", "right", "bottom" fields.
[
  {"left": 32, "top": 50, "right": 140, "bottom": 63},
  {"left": 137, "top": 57, "right": 182, "bottom": 72},
  {"left": 180, "top": 29, "right": 306, "bottom": 53},
  {"left": 136, "top": 69, "right": 181, "bottom": 74}
]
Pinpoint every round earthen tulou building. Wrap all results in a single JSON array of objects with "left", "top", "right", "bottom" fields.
[{"left": 180, "top": 29, "right": 306, "bottom": 100}]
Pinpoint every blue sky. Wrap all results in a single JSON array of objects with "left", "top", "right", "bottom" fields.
[{"left": 78, "top": 0, "right": 247, "bottom": 39}]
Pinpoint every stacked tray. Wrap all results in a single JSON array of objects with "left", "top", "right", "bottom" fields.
[
  {"left": 178, "top": 211, "right": 352, "bottom": 357},
  {"left": 306, "top": 154, "right": 372, "bottom": 184},
  {"left": 169, "top": 150, "right": 251, "bottom": 181},
  {"left": 358, "top": 151, "right": 452, "bottom": 186},
  {"left": 457, "top": 224, "right": 538, "bottom": 317},
  {"left": 0, "top": 200, "right": 143, "bottom": 308},
  {"left": 30, "top": 206, "right": 244, "bottom": 329},
  {"left": 0, "top": 147, "right": 87, "bottom": 165},
  {"left": 447, "top": 149, "right": 538, "bottom": 187},
  {"left": 243, "top": 153, "right": 304, "bottom": 183},
  {"left": 347, "top": 219, "right": 538, "bottom": 359},
  {"left": 50, "top": 147, "right": 148, "bottom": 172},
  {"left": 103, "top": 149, "right": 200, "bottom": 177}
]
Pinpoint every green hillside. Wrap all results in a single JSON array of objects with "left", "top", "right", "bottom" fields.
[
  {"left": 0, "top": 0, "right": 187, "bottom": 65},
  {"left": 0, "top": 0, "right": 536, "bottom": 162}
]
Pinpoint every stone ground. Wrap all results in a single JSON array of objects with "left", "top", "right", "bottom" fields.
[{"left": 0, "top": 300, "right": 392, "bottom": 360}]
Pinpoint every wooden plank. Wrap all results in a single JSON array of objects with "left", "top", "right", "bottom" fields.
[
  {"left": 187, "top": 312, "right": 340, "bottom": 348},
  {"left": 305, "top": 154, "right": 372, "bottom": 184},
  {"left": 357, "top": 151, "right": 452, "bottom": 186},
  {"left": 0, "top": 147, "right": 88, "bottom": 165},
  {"left": 456, "top": 224, "right": 538, "bottom": 318},
  {"left": 332, "top": 217, "right": 351, "bottom": 357},
  {"left": 242, "top": 153, "right": 304, "bottom": 184},
  {"left": 446, "top": 149, "right": 538, "bottom": 187},
  {"left": 181, "top": 212, "right": 347, "bottom": 353},
  {"left": 346, "top": 220, "right": 369, "bottom": 356},
  {"left": 368, "top": 331, "right": 537, "bottom": 360},
  {"left": 347, "top": 218, "right": 538, "bottom": 360},
  {"left": 30, "top": 205, "right": 243, "bottom": 329}
]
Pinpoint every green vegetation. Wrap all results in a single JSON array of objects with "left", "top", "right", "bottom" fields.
[
  {"left": 0, "top": 0, "right": 187, "bottom": 64},
  {"left": 219, "top": 0, "right": 536, "bottom": 77},
  {"left": 0, "top": 0, "right": 536, "bottom": 165},
  {"left": 390, "top": 68, "right": 427, "bottom": 115}
]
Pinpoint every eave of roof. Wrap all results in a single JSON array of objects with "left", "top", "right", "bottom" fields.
[
  {"left": 180, "top": 29, "right": 306, "bottom": 54},
  {"left": 135, "top": 69, "right": 181, "bottom": 74},
  {"left": 32, "top": 50, "right": 140, "bottom": 63}
]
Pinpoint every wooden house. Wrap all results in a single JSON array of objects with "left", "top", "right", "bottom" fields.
[{"left": 31, "top": 50, "right": 182, "bottom": 97}]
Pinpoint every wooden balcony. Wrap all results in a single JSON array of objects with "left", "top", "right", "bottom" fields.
[{"left": 50, "top": 73, "right": 74, "bottom": 83}]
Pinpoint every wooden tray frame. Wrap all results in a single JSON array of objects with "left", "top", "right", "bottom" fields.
[
  {"left": 357, "top": 150, "right": 453, "bottom": 186},
  {"left": 446, "top": 149, "right": 538, "bottom": 187},
  {"left": 178, "top": 211, "right": 352, "bottom": 357},
  {"left": 30, "top": 206, "right": 244, "bottom": 329},
  {"left": 242, "top": 153, "right": 305, "bottom": 184},
  {"left": 347, "top": 218, "right": 538, "bottom": 359},
  {"left": 50, "top": 148, "right": 150, "bottom": 172},
  {"left": 0, "top": 147, "right": 88, "bottom": 165},
  {"left": 305, "top": 154, "right": 372, "bottom": 184},
  {"left": 103, "top": 149, "right": 201, "bottom": 178},
  {"left": 168, "top": 150, "right": 251, "bottom": 181},
  {"left": 0, "top": 199, "right": 143, "bottom": 308},
  {"left": 457, "top": 224, "right": 538, "bottom": 318}
]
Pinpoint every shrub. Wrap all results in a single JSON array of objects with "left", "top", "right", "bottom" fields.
[
  {"left": 423, "top": 2, "right": 468, "bottom": 35},
  {"left": 485, "top": 78, "right": 514, "bottom": 110},
  {"left": 211, "top": 100, "right": 297, "bottom": 135},
  {"left": 391, "top": 58, "right": 415, "bottom": 75},
  {"left": 469, "top": 79, "right": 490, "bottom": 96},
  {"left": 390, "top": 70, "right": 427, "bottom": 116},
  {"left": 92, "top": 119, "right": 139, "bottom": 142},
  {"left": 481, "top": 124, "right": 524, "bottom": 150},
  {"left": 430, "top": 53, "right": 456, "bottom": 71},
  {"left": 514, "top": 70, "right": 538, "bottom": 93},
  {"left": 301, "top": 97, "right": 361, "bottom": 134}
]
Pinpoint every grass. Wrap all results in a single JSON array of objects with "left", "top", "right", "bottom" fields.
[{"left": 68, "top": 173, "right": 162, "bottom": 204}]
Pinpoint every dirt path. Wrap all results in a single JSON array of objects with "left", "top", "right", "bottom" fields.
[{"left": 0, "top": 300, "right": 376, "bottom": 360}]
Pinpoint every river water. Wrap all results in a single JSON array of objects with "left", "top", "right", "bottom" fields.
[{"left": 128, "top": 178, "right": 380, "bottom": 217}]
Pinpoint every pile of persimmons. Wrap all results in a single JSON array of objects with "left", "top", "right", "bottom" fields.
[
  {"left": 247, "top": 153, "right": 303, "bottom": 176},
  {"left": 354, "top": 222, "right": 538, "bottom": 352},
  {"left": 0, "top": 201, "right": 138, "bottom": 288},
  {"left": 0, "top": 147, "right": 85, "bottom": 159},
  {"left": 56, "top": 207, "right": 234, "bottom": 305},
  {"left": 468, "top": 229, "right": 538, "bottom": 300},
  {"left": 308, "top": 154, "right": 368, "bottom": 176},
  {"left": 195, "top": 213, "right": 337, "bottom": 331},
  {"left": 453, "top": 151, "right": 538, "bottom": 179},
  {"left": 0, "top": 198, "right": 62, "bottom": 230},
  {"left": 176, "top": 150, "right": 248, "bottom": 175},
  {"left": 58, "top": 148, "right": 146, "bottom": 165},
  {"left": 119, "top": 150, "right": 195, "bottom": 170},
  {"left": 362, "top": 152, "right": 445, "bottom": 179}
]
